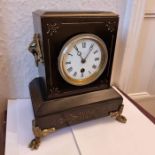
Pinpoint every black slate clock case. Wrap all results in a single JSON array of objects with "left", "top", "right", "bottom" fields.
[
  {"left": 28, "top": 11, "right": 126, "bottom": 149},
  {"left": 32, "top": 11, "right": 119, "bottom": 100}
]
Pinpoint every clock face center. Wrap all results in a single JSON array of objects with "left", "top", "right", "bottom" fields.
[
  {"left": 81, "top": 59, "right": 86, "bottom": 64},
  {"left": 80, "top": 68, "right": 85, "bottom": 73},
  {"left": 58, "top": 34, "right": 108, "bottom": 86},
  {"left": 81, "top": 68, "right": 85, "bottom": 73}
]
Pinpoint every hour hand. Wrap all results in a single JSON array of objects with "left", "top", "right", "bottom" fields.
[
  {"left": 74, "top": 45, "right": 81, "bottom": 55},
  {"left": 74, "top": 45, "right": 85, "bottom": 61}
]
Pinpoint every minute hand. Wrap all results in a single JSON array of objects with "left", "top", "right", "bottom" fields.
[{"left": 84, "top": 43, "right": 94, "bottom": 60}]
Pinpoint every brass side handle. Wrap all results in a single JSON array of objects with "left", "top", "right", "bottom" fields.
[{"left": 28, "top": 34, "right": 44, "bottom": 66}]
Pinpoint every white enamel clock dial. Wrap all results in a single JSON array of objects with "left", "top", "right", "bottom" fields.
[{"left": 58, "top": 34, "right": 108, "bottom": 86}]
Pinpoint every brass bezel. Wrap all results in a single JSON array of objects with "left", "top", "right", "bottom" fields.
[{"left": 58, "top": 33, "right": 108, "bottom": 86}]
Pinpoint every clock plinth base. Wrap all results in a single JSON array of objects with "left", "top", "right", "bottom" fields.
[{"left": 29, "top": 77, "right": 127, "bottom": 149}]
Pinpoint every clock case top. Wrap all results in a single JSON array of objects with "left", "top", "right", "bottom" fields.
[{"left": 32, "top": 10, "right": 119, "bottom": 100}]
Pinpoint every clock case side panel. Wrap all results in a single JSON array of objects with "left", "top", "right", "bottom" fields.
[
  {"left": 32, "top": 11, "right": 51, "bottom": 97},
  {"left": 36, "top": 12, "right": 119, "bottom": 100},
  {"left": 104, "top": 18, "right": 119, "bottom": 85}
]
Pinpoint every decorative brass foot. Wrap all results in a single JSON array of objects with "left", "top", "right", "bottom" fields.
[
  {"left": 29, "top": 120, "right": 56, "bottom": 150},
  {"left": 116, "top": 114, "right": 127, "bottom": 123},
  {"left": 29, "top": 137, "right": 40, "bottom": 150},
  {"left": 110, "top": 105, "right": 127, "bottom": 123}
]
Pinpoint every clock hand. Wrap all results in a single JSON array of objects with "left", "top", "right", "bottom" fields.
[
  {"left": 84, "top": 43, "right": 94, "bottom": 61},
  {"left": 74, "top": 45, "right": 85, "bottom": 63}
]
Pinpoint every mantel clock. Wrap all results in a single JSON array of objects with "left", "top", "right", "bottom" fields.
[{"left": 28, "top": 10, "right": 126, "bottom": 149}]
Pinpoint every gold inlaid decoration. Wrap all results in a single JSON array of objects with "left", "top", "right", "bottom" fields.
[
  {"left": 46, "top": 23, "right": 59, "bottom": 35},
  {"left": 105, "top": 20, "right": 117, "bottom": 32}
]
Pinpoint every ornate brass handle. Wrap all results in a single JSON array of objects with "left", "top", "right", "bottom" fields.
[{"left": 28, "top": 34, "right": 44, "bottom": 66}]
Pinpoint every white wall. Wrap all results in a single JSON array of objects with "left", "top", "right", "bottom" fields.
[
  {"left": 0, "top": 0, "right": 127, "bottom": 104},
  {"left": 125, "top": 0, "right": 155, "bottom": 95},
  {"left": 145, "top": 0, "right": 155, "bottom": 95},
  {"left": 128, "top": 19, "right": 155, "bottom": 94}
]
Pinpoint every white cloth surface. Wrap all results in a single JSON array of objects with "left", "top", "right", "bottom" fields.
[
  {"left": 5, "top": 89, "right": 155, "bottom": 155},
  {"left": 5, "top": 100, "right": 80, "bottom": 155}
]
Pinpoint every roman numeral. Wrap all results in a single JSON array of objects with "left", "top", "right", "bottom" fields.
[
  {"left": 95, "top": 57, "right": 99, "bottom": 61},
  {"left": 94, "top": 50, "right": 98, "bottom": 54},
  {"left": 92, "top": 64, "right": 97, "bottom": 69},
  {"left": 82, "top": 42, "right": 86, "bottom": 48},
  {"left": 67, "top": 67, "right": 73, "bottom": 72},
  {"left": 73, "top": 72, "right": 77, "bottom": 77},
  {"left": 89, "top": 43, "right": 94, "bottom": 51},
  {"left": 65, "top": 61, "right": 71, "bottom": 65}
]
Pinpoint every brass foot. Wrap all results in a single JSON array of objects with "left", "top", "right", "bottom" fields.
[
  {"left": 116, "top": 114, "right": 127, "bottom": 123},
  {"left": 29, "top": 137, "right": 40, "bottom": 150},
  {"left": 29, "top": 120, "right": 56, "bottom": 150},
  {"left": 110, "top": 105, "right": 127, "bottom": 123}
]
